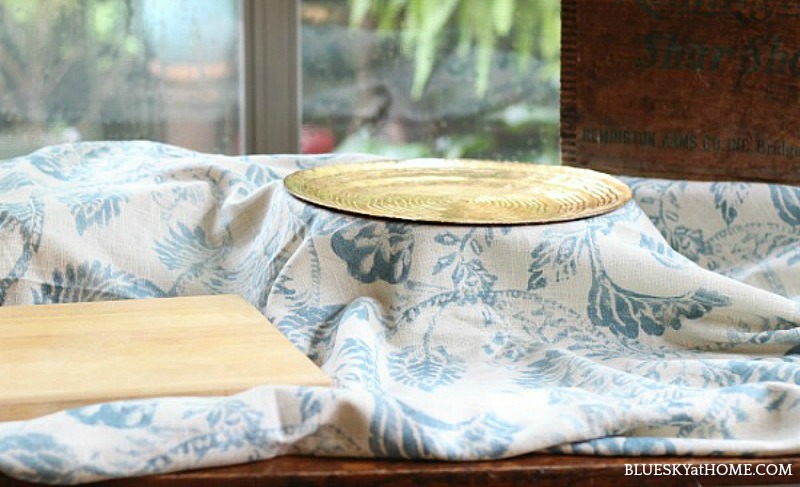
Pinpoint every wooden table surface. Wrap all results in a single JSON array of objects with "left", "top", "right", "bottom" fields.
[{"left": 2, "top": 453, "right": 799, "bottom": 486}]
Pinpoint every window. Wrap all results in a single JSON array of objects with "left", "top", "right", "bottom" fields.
[
  {"left": 0, "top": 0, "right": 560, "bottom": 162},
  {"left": 301, "top": 0, "right": 561, "bottom": 163},
  {"left": 0, "top": 0, "right": 242, "bottom": 158}
]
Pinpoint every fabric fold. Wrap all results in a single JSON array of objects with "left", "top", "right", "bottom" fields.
[{"left": 0, "top": 142, "right": 798, "bottom": 484}]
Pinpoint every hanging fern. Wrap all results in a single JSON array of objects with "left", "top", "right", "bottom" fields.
[{"left": 349, "top": 0, "right": 560, "bottom": 98}]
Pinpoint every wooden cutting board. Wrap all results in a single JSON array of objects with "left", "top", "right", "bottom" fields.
[{"left": 0, "top": 295, "right": 331, "bottom": 421}]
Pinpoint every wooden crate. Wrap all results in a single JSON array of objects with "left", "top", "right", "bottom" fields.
[{"left": 561, "top": 0, "right": 800, "bottom": 183}]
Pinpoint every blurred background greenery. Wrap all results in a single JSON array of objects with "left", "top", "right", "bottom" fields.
[
  {"left": 304, "top": 0, "right": 561, "bottom": 163},
  {"left": 0, "top": 0, "right": 560, "bottom": 163}
]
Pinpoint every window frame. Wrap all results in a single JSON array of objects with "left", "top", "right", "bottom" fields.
[{"left": 241, "top": 0, "right": 301, "bottom": 154}]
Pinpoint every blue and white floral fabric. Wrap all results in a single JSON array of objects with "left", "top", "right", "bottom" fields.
[{"left": 0, "top": 142, "right": 798, "bottom": 484}]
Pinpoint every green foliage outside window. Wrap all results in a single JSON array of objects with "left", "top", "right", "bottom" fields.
[
  {"left": 348, "top": 0, "right": 560, "bottom": 98},
  {"left": 0, "top": 0, "right": 146, "bottom": 136}
]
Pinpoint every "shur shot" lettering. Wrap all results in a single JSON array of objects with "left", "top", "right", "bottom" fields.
[{"left": 639, "top": 32, "right": 800, "bottom": 76}]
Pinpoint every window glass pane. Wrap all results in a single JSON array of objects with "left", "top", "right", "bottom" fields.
[
  {"left": 0, "top": 0, "right": 241, "bottom": 158},
  {"left": 301, "top": 0, "right": 560, "bottom": 164}
]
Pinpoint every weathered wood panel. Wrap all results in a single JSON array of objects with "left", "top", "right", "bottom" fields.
[{"left": 562, "top": 0, "right": 800, "bottom": 184}]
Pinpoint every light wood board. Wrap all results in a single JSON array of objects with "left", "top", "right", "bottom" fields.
[{"left": 0, "top": 295, "right": 331, "bottom": 421}]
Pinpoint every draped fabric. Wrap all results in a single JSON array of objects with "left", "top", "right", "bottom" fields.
[{"left": 0, "top": 142, "right": 798, "bottom": 484}]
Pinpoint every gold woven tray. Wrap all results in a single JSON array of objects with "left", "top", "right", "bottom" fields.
[{"left": 284, "top": 159, "right": 632, "bottom": 224}]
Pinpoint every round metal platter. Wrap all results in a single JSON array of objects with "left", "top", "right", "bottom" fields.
[{"left": 284, "top": 159, "right": 632, "bottom": 225}]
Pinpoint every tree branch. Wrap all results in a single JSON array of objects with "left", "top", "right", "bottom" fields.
[
  {"left": 0, "top": 46, "right": 27, "bottom": 89},
  {"left": 0, "top": 74, "right": 23, "bottom": 119},
  {"left": 42, "top": 57, "right": 79, "bottom": 98}
]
